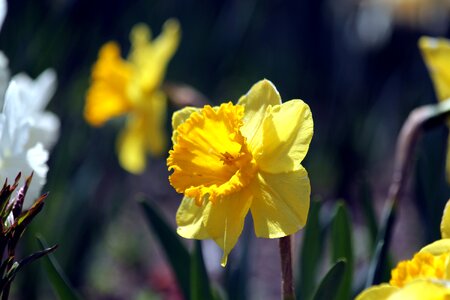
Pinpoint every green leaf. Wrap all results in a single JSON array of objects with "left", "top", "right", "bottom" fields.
[
  {"left": 37, "top": 236, "right": 81, "bottom": 300},
  {"left": 312, "top": 260, "right": 347, "bottom": 300},
  {"left": 190, "top": 241, "right": 214, "bottom": 300},
  {"left": 138, "top": 196, "right": 191, "bottom": 299},
  {"left": 331, "top": 202, "right": 353, "bottom": 300},
  {"left": 365, "top": 199, "right": 396, "bottom": 286},
  {"left": 297, "top": 199, "right": 323, "bottom": 300},
  {"left": 358, "top": 179, "right": 378, "bottom": 248}
]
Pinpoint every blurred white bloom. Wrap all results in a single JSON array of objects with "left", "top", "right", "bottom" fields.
[
  {"left": 0, "top": 0, "right": 8, "bottom": 101},
  {"left": 0, "top": 0, "right": 6, "bottom": 32},
  {"left": 0, "top": 76, "right": 58, "bottom": 207},
  {"left": 11, "top": 70, "right": 60, "bottom": 149}
]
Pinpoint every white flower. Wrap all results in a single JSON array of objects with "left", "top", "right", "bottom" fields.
[
  {"left": 0, "top": 78, "right": 57, "bottom": 207},
  {"left": 0, "top": 0, "right": 6, "bottom": 32},
  {"left": 11, "top": 69, "right": 60, "bottom": 149}
]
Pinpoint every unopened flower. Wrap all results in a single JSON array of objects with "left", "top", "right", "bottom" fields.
[
  {"left": 85, "top": 19, "right": 181, "bottom": 174},
  {"left": 167, "top": 79, "right": 313, "bottom": 266},
  {"left": 357, "top": 199, "right": 450, "bottom": 299},
  {"left": 419, "top": 37, "right": 450, "bottom": 183}
]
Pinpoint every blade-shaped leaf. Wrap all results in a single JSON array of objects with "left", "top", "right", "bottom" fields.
[
  {"left": 365, "top": 199, "right": 396, "bottom": 286},
  {"left": 312, "top": 260, "right": 347, "bottom": 300},
  {"left": 190, "top": 241, "right": 214, "bottom": 300},
  {"left": 297, "top": 199, "right": 323, "bottom": 300},
  {"left": 37, "top": 236, "right": 81, "bottom": 300},
  {"left": 359, "top": 179, "right": 378, "bottom": 248},
  {"left": 138, "top": 196, "right": 191, "bottom": 299},
  {"left": 331, "top": 202, "right": 353, "bottom": 300}
]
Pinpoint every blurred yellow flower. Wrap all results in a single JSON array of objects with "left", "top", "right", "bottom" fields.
[
  {"left": 167, "top": 79, "right": 313, "bottom": 266},
  {"left": 85, "top": 19, "right": 180, "bottom": 174},
  {"left": 419, "top": 37, "right": 450, "bottom": 183},
  {"left": 357, "top": 199, "right": 450, "bottom": 299}
]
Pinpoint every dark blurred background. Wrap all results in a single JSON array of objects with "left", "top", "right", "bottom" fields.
[{"left": 1, "top": 0, "right": 450, "bottom": 299}]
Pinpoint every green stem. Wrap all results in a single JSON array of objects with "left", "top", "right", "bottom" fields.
[{"left": 280, "top": 235, "right": 295, "bottom": 300}]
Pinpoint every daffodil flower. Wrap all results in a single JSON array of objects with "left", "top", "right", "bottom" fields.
[
  {"left": 419, "top": 37, "right": 450, "bottom": 183},
  {"left": 357, "top": 199, "right": 450, "bottom": 299},
  {"left": 167, "top": 79, "right": 313, "bottom": 266},
  {"left": 85, "top": 19, "right": 180, "bottom": 174}
]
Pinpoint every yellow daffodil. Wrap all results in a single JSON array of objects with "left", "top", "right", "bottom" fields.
[
  {"left": 419, "top": 37, "right": 450, "bottom": 183},
  {"left": 356, "top": 199, "right": 450, "bottom": 299},
  {"left": 167, "top": 79, "right": 314, "bottom": 266},
  {"left": 85, "top": 19, "right": 180, "bottom": 174}
]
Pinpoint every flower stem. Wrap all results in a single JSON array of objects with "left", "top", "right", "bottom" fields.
[
  {"left": 279, "top": 235, "right": 295, "bottom": 300},
  {"left": 367, "top": 99, "right": 450, "bottom": 285}
]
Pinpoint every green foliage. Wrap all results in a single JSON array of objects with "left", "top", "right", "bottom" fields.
[
  {"left": 331, "top": 202, "right": 353, "bottom": 300},
  {"left": 138, "top": 197, "right": 191, "bottom": 299},
  {"left": 297, "top": 199, "right": 323, "bottom": 300},
  {"left": 37, "top": 236, "right": 81, "bottom": 300},
  {"left": 359, "top": 179, "right": 378, "bottom": 248},
  {"left": 190, "top": 241, "right": 214, "bottom": 300},
  {"left": 312, "top": 260, "right": 347, "bottom": 300},
  {"left": 365, "top": 199, "right": 397, "bottom": 286}
]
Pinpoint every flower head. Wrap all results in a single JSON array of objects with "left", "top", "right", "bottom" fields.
[
  {"left": 167, "top": 79, "right": 314, "bottom": 266},
  {"left": 85, "top": 20, "right": 181, "bottom": 174}
]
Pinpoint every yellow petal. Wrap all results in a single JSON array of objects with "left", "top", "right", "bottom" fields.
[
  {"left": 85, "top": 42, "right": 133, "bottom": 126},
  {"left": 142, "top": 90, "right": 167, "bottom": 155},
  {"left": 117, "top": 116, "right": 147, "bottom": 174},
  {"left": 237, "top": 79, "right": 282, "bottom": 150},
  {"left": 171, "top": 106, "right": 200, "bottom": 144},
  {"left": 249, "top": 166, "right": 310, "bottom": 238},
  {"left": 388, "top": 280, "right": 450, "bottom": 300},
  {"left": 355, "top": 284, "right": 398, "bottom": 300},
  {"left": 176, "top": 196, "right": 209, "bottom": 239},
  {"left": 255, "top": 99, "right": 313, "bottom": 174},
  {"left": 418, "top": 36, "right": 450, "bottom": 102},
  {"left": 446, "top": 254, "right": 450, "bottom": 279},
  {"left": 446, "top": 136, "right": 450, "bottom": 185},
  {"left": 421, "top": 239, "right": 450, "bottom": 256},
  {"left": 441, "top": 200, "right": 450, "bottom": 239},
  {"left": 203, "top": 188, "right": 253, "bottom": 266},
  {"left": 128, "top": 19, "right": 180, "bottom": 98}
]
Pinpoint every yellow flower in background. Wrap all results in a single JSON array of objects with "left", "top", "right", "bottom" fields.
[
  {"left": 167, "top": 79, "right": 313, "bottom": 266},
  {"left": 356, "top": 199, "right": 450, "bottom": 299},
  {"left": 419, "top": 37, "right": 450, "bottom": 183},
  {"left": 85, "top": 19, "right": 180, "bottom": 174}
]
